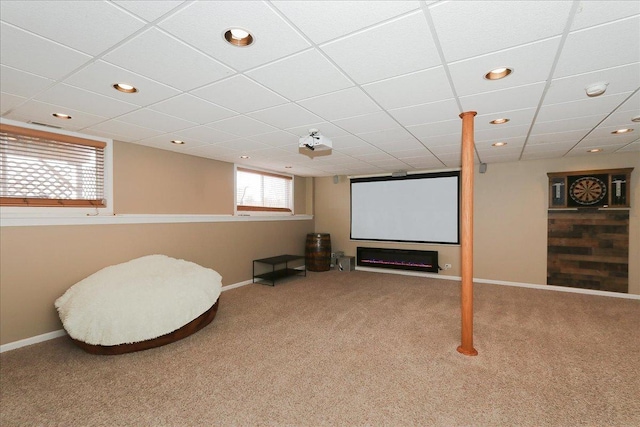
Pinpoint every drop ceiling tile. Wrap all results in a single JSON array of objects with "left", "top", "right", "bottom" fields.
[
  {"left": 0, "top": 1, "right": 145, "bottom": 55},
  {"left": 63, "top": 60, "right": 181, "bottom": 107},
  {"left": 247, "top": 49, "right": 353, "bottom": 101},
  {"left": 430, "top": 144, "right": 461, "bottom": 155},
  {"left": 523, "top": 141, "right": 576, "bottom": 152},
  {"left": 216, "top": 138, "right": 272, "bottom": 152},
  {"left": 474, "top": 124, "right": 532, "bottom": 143},
  {"left": 207, "top": 115, "right": 277, "bottom": 138},
  {"left": 527, "top": 129, "right": 590, "bottom": 145},
  {"left": 158, "top": 1, "right": 310, "bottom": 71},
  {"left": 135, "top": 134, "right": 210, "bottom": 152},
  {"left": 336, "top": 144, "right": 383, "bottom": 157},
  {"left": 85, "top": 119, "right": 165, "bottom": 142},
  {"left": 429, "top": 0, "right": 572, "bottom": 62},
  {"left": 388, "top": 98, "right": 460, "bottom": 127},
  {"left": 538, "top": 91, "right": 631, "bottom": 122},
  {"left": 614, "top": 91, "right": 640, "bottom": 114},
  {"left": 330, "top": 134, "right": 370, "bottom": 149},
  {"left": 103, "top": 28, "right": 234, "bottom": 91},
  {"left": 545, "top": 63, "right": 640, "bottom": 106},
  {"left": 286, "top": 122, "right": 349, "bottom": 138},
  {"left": 374, "top": 139, "right": 424, "bottom": 152},
  {"left": 117, "top": 108, "right": 198, "bottom": 133},
  {"left": 475, "top": 108, "right": 537, "bottom": 132},
  {"left": 417, "top": 132, "right": 461, "bottom": 148},
  {"left": 553, "top": 16, "right": 640, "bottom": 79},
  {"left": 601, "top": 108, "right": 640, "bottom": 129},
  {"left": 531, "top": 115, "right": 603, "bottom": 135},
  {"left": 521, "top": 149, "right": 570, "bottom": 161},
  {"left": 570, "top": 1, "right": 640, "bottom": 31},
  {"left": 298, "top": 87, "right": 380, "bottom": 121},
  {"left": 149, "top": 94, "right": 236, "bottom": 125},
  {"left": 585, "top": 124, "right": 639, "bottom": 141},
  {"left": 113, "top": 1, "right": 186, "bottom": 22},
  {"left": 320, "top": 11, "right": 441, "bottom": 84},
  {"left": 0, "top": 23, "right": 92, "bottom": 80},
  {"left": 356, "top": 127, "right": 416, "bottom": 145},
  {"left": 362, "top": 66, "right": 454, "bottom": 110},
  {"left": 0, "top": 65, "right": 53, "bottom": 98},
  {"left": 0, "top": 92, "right": 26, "bottom": 114},
  {"left": 4, "top": 99, "right": 108, "bottom": 130},
  {"left": 409, "top": 120, "right": 460, "bottom": 139},
  {"left": 392, "top": 148, "right": 432, "bottom": 159},
  {"left": 403, "top": 157, "right": 445, "bottom": 169},
  {"left": 184, "top": 143, "right": 241, "bottom": 160},
  {"left": 617, "top": 141, "right": 640, "bottom": 152},
  {"left": 248, "top": 103, "right": 323, "bottom": 129},
  {"left": 459, "top": 82, "right": 545, "bottom": 115},
  {"left": 448, "top": 38, "right": 561, "bottom": 97},
  {"left": 191, "top": 75, "right": 288, "bottom": 114},
  {"left": 333, "top": 111, "right": 400, "bottom": 134},
  {"left": 175, "top": 125, "right": 238, "bottom": 144},
  {"left": 35, "top": 84, "right": 139, "bottom": 117},
  {"left": 272, "top": 1, "right": 420, "bottom": 44},
  {"left": 247, "top": 130, "right": 299, "bottom": 148}
]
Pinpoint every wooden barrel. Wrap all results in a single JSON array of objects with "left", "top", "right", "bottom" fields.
[{"left": 305, "top": 233, "right": 332, "bottom": 272}]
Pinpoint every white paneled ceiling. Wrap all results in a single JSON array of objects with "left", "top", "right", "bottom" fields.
[{"left": 0, "top": 0, "right": 638, "bottom": 177}]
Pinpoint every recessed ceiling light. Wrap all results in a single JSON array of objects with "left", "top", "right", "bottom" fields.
[
  {"left": 492, "top": 142, "right": 507, "bottom": 147},
  {"left": 285, "top": 166, "right": 292, "bottom": 169},
  {"left": 52, "top": 113, "right": 72, "bottom": 119},
  {"left": 611, "top": 128, "right": 634, "bottom": 135},
  {"left": 588, "top": 148, "right": 602, "bottom": 153},
  {"left": 224, "top": 28, "right": 254, "bottom": 47},
  {"left": 484, "top": 67, "right": 513, "bottom": 80},
  {"left": 239, "top": 155, "right": 249, "bottom": 159},
  {"left": 490, "top": 118, "right": 510, "bottom": 125},
  {"left": 585, "top": 82, "right": 608, "bottom": 97},
  {"left": 631, "top": 116, "right": 640, "bottom": 123},
  {"left": 171, "top": 140, "right": 185, "bottom": 145},
  {"left": 113, "top": 83, "right": 138, "bottom": 93}
]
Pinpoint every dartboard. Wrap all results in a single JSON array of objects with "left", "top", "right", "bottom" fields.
[{"left": 569, "top": 176, "right": 607, "bottom": 205}]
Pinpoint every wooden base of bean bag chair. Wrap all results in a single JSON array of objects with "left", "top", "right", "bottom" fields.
[{"left": 70, "top": 300, "right": 219, "bottom": 355}]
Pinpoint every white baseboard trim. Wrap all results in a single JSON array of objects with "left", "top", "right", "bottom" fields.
[
  {"left": 355, "top": 266, "right": 640, "bottom": 300},
  {"left": 0, "top": 329, "right": 67, "bottom": 354},
  {"left": 0, "top": 278, "right": 257, "bottom": 354}
]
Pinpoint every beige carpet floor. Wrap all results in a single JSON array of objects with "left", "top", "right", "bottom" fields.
[{"left": 1, "top": 270, "right": 639, "bottom": 426}]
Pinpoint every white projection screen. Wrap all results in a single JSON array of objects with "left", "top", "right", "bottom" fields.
[{"left": 350, "top": 171, "right": 460, "bottom": 244}]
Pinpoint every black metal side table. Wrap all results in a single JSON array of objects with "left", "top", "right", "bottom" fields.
[{"left": 252, "top": 254, "right": 306, "bottom": 286}]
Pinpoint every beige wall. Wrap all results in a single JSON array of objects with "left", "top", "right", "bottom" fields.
[
  {"left": 0, "top": 142, "right": 314, "bottom": 345},
  {"left": 314, "top": 152, "right": 639, "bottom": 294}
]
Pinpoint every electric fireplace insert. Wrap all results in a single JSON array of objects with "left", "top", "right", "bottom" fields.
[{"left": 357, "top": 247, "right": 438, "bottom": 273}]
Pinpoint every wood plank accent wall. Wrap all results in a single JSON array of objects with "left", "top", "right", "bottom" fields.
[{"left": 547, "top": 210, "right": 629, "bottom": 293}]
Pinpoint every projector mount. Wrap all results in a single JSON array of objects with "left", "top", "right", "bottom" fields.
[
  {"left": 303, "top": 129, "right": 320, "bottom": 151},
  {"left": 299, "top": 128, "right": 332, "bottom": 152}
]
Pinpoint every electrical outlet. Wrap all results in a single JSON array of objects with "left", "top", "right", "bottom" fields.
[{"left": 444, "top": 263, "right": 452, "bottom": 270}]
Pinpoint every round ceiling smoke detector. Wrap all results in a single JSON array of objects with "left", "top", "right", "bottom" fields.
[{"left": 585, "top": 82, "right": 608, "bottom": 97}]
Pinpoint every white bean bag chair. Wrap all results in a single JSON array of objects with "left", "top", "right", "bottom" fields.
[{"left": 55, "top": 254, "right": 222, "bottom": 354}]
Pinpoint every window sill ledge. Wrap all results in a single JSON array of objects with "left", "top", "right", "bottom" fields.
[{"left": 0, "top": 213, "right": 313, "bottom": 227}]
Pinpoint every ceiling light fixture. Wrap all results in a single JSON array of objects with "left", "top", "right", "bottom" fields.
[
  {"left": 52, "top": 113, "right": 72, "bottom": 119},
  {"left": 631, "top": 116, "right": 640, "bottom": 123},
  {"left": 588, "top": 148, "right": 602, "bottom": 153},
  {"left": 171, "top": 140, "right": 185, "bottom": 145},
  {"left": 490, "top": 118, "right": 510, "bottom": 125},
  {"left": 113, "top": 83, "right": 138, "bottom": 93},
  {"left": 239, "top": 155, "right": 249, "bottom": 159},
  {"left": 492, "top": 142, "right": 507, "bottom": 147},
  {"left": 224, "top": 28, "right": 254, "bottom": 47},
  {"left": 585, "top": 82, "right": 608, "bottom": 97},
  {"left": 611, "top": 128, "right": 633, "bottom": 135},
  {"left": 484, "top": 67, "right": 513, "bottom": 80}
]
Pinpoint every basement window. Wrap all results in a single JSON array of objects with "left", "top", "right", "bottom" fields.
[
  {"left": 0, "top": 121, "right": 111, "bottom": 212},
  {"left": 235, "top": 166, "right": 293, "bottom": 214}
]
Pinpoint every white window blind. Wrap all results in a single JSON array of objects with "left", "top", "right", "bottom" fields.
[
  {"left": 236, "top": 167, "right": 292, "bottom": 212},
  {"left": 0, "top": 124, "right": 106, "bottom": 207}
]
